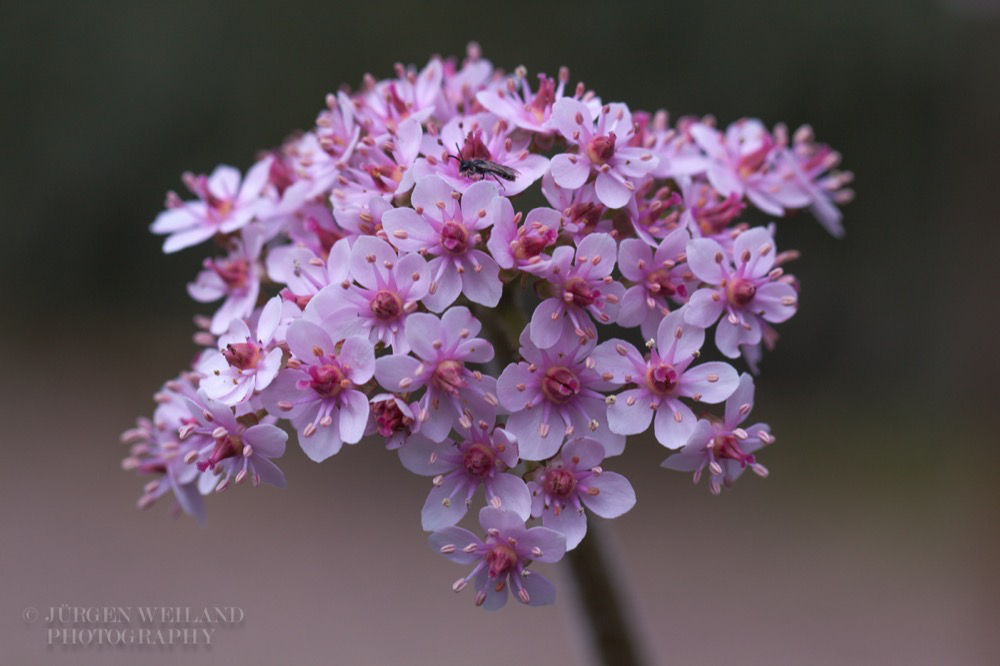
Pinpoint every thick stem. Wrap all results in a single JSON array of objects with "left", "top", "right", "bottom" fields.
[{"left": 480, "top": 290, "right": 646, "bottom": 666}]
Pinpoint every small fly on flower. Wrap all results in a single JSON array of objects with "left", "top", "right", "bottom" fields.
[{"left": 448, "top": 143, "right": 519, "bottom": 189}]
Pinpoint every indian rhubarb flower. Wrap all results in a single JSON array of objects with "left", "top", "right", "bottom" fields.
[
  {"left": 529, "top": 232, "right": 624, "bottom": 349},
  {"left": 430, "top": 506, "right": 566, "bottom": 610},
  {"left": 684, "top": 227, "right": 798, "bottom": 358},
  {"left": 374, "top": 307, "right": 498, "bottom": 442},
  {"left": 381, "top": 175, "right": 502, "bottom": 310},
  {"left": 616, "top": 229, "right": 694, "bottom": 340},
  {"left": 197, "top": 296, "right": 284, "bottom": 406},
  {"left": 497, "top": 327, "right": 623, "bottom": 461},
  {"left": 188, "top": 223, "right": 266, "bottom": 335},
  {"left": 262, "top": 324, "right": 375, "bottom": 462},
  {"left": 662, "top": 373, "right": 773, "bottom": 493},
  {"left": 151, "top": 157, "right": 273, "bottom": 253},
  {"left": 527, "top": 437, "right": 636, "bottom": 550},
  {"left": 549, "top": 99, "right": 659, "bottom": 209},
  {"left": 592, "top": 309, "right": 739, "bottom": 449},
  {"left": 399, "top": 421, "right": 530, "bottom": 530},
  {"left": 485, "top": 202, "right": 562, "bottom": 273}
]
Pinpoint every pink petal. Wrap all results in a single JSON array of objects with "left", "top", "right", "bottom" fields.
[
  {"left": 487, "top": 474, "right": 532, "bottom": 522},
  {"left": 653, "top": 400, "right": 696, "bottom": 449},
  {"left": 579, "top": 471, "right": 635, "bottom": 519},
  {"left": 542, "top": 505, "right": 587, "bottom": 551},
  {"left": 528, "top": 298, "right": 566, "bottom": 350},
  {"left": 243, "top": 424, "right": 287, "bottom": 458},
  {"left": 595, "top": 172, "right": 631, "bottom": 209},
  {"left": 606, "top": 388, "right": 653, "bottom": 436},
  {"left": 684, "top": 288, "right": 725, "bottom": 328},
  {"left": 550, "top": 153, "right": 591, "bottom": 189},
  {"left": 685, "top": 238, "right": 728, "bottom": 284},
  {"left": 679, "top": 361, "right": 739, "bottom": 403}
]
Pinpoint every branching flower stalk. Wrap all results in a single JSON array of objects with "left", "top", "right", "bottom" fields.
[{"left": 121, "top": 44, "right": 852, "bottom": 622}]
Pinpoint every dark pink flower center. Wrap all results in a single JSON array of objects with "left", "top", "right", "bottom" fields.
[
  {"left": 726, "top": 278, "right": 757, "bottom": 307},
  {"left": 544, "top": 468, "right": 578, "bottom": 499},
  {"left": 564, "top": 276, "right": 598, "bottom": 308},
  {"left": 586, "top": 132, "right": 617, "bottom": 165},
  {"left": 461, "top": 130, "right": 492, "bottom": 160},
  {"left": 567, "top": 201, "right": 603, "bottom": 231},
  {"left": 541, "top": 366, "right": 581, "bottom": 404},
  {"left": 208, "top": 257, "right": 250, "bottom": 290},
  {"left": 197, "top": 433, "right": 241, "bottom": 472},
  {"left": 646, "top": 363, "right": 678, "bottom": 395},
  {"left": 370, "top": 290, "right": 403, "bottom": 320},
  {"left": 512, "top": 225, "right": 556, "bottom": 261},
  {"left": 486, "top": 544, "right": 518, "bottom": 579},
  {"left": 432, "top": 360, "right": 466, "bottom": 395},
  {"left": 647, "top": 270, "right": 678, "bottom": 297},
  {"left": 304, "top": 216, "right": 344, "bottom": 254},
  {"left": 714, "top": 434, "right": 755, "bottom": 467},
  {"left": 222, "top": 341, "right": 261, "bottom": 371},
  {"left": 736, "top": 137, "right": 773, "bottom": 178},
  {"left": 308, "top": 363, "right": 347, "bottom": 398},
  {"left": 372, "top": 399, "right": 411, "bottom": 437},
  {"left": 440, "top": 221, "right": 469, "bottom": 255},
  {"left": 462, "top": 443, "right": 496, "bottom": 478},
  {"left": 527, "top": 75, "right": 556, "bottom": 122}
]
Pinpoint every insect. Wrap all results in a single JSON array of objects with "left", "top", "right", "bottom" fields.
[{"left": 447, "top": 143, "right": 519, "bottom": 189}]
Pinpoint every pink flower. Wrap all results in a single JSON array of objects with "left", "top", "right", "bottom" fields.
[
  {"left": 780, "top": 124, "right": 854, "bottom": 238},
  {"left": 529, "top": 232, "right": 624, "bottom": 349},
  {"left": 497, "top": 328, "right": 623, "bottom": 461},
  {"left": 400, "top": 421, "right": 530, "bottom": 530},
  {"left": 616, "top": 230, "right": 694, "bottom": 340},
  {"left": 374, "top": 307, "right": 498, "bottom": 442},
  {"left": 303, "top": 235, "right": 431, "bottom": 353},
  {"left": 592, "top": 309, "right": 739, "bottom": 449},
  {"left": 178, "top": 390, "right": 287, "bottom": 494},
  {"left": 187, "top": 224, "right": 265, "bottom": 335},
  {"left": 549, "top": 100, "right": 659, "bottom": 209},
  {"left": 151, "top": 157, "right": 272, "bottom": 253},
  {"left": 266, "top": 237, "right": 351, "bottom": 310},
  {"left": 413, "top": 116, "right": 549, "bottom": 195},
  {"left": 527, "top": 438, "right": 636, "bottom": 550},
  {"left": 381, "top": 175, "right": 502, "bottom": 310},
  {"left": 367, "top": 393, "right": 419, "bottom": 450},
  {"left": 197, "top": 296, "right": 285, "bottom": 407},
  {"left": 476, "top": 67, "right": 600, "bottom": 135},
  {"left": 261, "top": 324, "right": 374, "bottom": 462},
  {"left": 356, "top": 58, "right": 443, "bottom": 137},
  {"left": 688, "top": 119, "right": 810, "bottom": 217},
  {"left": 486, "top": 202, "right": 561, "bottom": 272},
  {"left": 430, "top": 506, "right": 566, "bottom": 610},
  {"left": 684, "top": 227, "right": 798, "bottom": 358},
  {"left": 662, "top": 373, "right": 773, "bottom": 493}
]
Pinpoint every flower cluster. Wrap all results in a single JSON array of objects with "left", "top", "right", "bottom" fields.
[{"left": 122, "top": 45, "right": 850, "bottom": 609}]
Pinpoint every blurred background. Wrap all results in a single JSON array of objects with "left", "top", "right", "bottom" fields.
[{"left": 2, "top": 0, "right": 998, "bottom": 664}]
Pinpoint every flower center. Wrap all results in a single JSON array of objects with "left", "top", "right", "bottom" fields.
[
  {"left": 714, "top": 433, "right": 755, "bottom": 467},
  {"left": 726, "top": 278, "right": 757, "bottom": 307},
  {"left": 564, "top": 276, "right": 598, "bottom": 308},
  {"left": 544, "top": 468, "right": 577, "bottom": 499},
  {"left": 586, "top": 131, "right": 617, "bottom": 165},
  {"left": 197, "top": 433, "right": 241, "bottom": 472},
  {"left": 208, "top": 257, "right": 249, "bottom": 290},
  {"left": 372, "top": 399, "right": 411, "bottom": 437},
  {"left": 462, "top": 443, "right": 496, "bottom": 478},
  {"left": 431, "top": 360, "right": 466, "bottom": 395},
  {"left": 370, "top": 290, "right": 403, "bottom": 320},
  {"left": 308, "top": 363, "right": 347, "bottom": 398},
  {"left": 541, "top": 366, "right": 581, "bottom": 404},
  {"left": 512, "top": 225, "right": 556, "bottom": 261},
  {"left": 222, "top": 341, "right": 260, "bottom": 371},
  {"left": 527, "top": 75, "right": 556, "bottom": 123},
  {"left": 440, "top": 221, "right": 469, "bottom": 255},
  {"left": 647, "top": 269, "right": 678, "bottom": 297},
  {"left": 646, "top": 363, "right": 678, "bottom": 395},
  {"left": 486, "top": 544, "right": 518, "bottom": 579}
]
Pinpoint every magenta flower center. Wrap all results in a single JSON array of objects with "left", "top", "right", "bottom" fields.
[
  {"left": 370, "top": 289, "right": 403, "bottom": 320},
  {"left": 541, "top": 366, "right": 581, "bottom": 404},
  {"left": 308, "top": 363, "right": 347, "bottom": 398},
  {"left": 208, "top": 257, "right": 250, "bottom": 289},
  {"left": 646, "top": 363, "right": 678, "bottom": 395},
  {"left": 486, "top": 544, "right": 518, "bottom": 579},
  {"left": 432, "top": 360, "right": 466, "bottom": 395},
  {"left": 440, "top": 221, "right": 470, "bottom": 255},
  {"left": 726, "top": 278, "right": 757, "bottom": 307},
  {"left": 544, "top": 468, "right": 578, "bottom": 499},
  {"left": 647, "top": 270, "right": 678, "bottom": 297},
  {"left": 197, "top": 433, "right": 241, "bottom": 472},
  {"left": 512, "top": 225, "right": 555, "bottom": 261},
  {"left": 527, "top": 76, "right": 556, "bottom": 122},
  {"left": 462, "top": 443, "right": 496, "bottom": 478},
  {"left": 222, "top": 341, "right": 260, "bottom": 370},
  {"left": 372, "top": 399, "right": 411, "bottom": 437},
  {"left": 714, "top": 434, "right": 755, "bottom": 467},
  {"left": 564, "top": 276, "right": 598, "bottom": 308},
  {"left": 304, "top": 216, "right": 344, "bottom": 254},
  {"left": 586, "top": 131, "right": 617, "bottom": 165}
]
